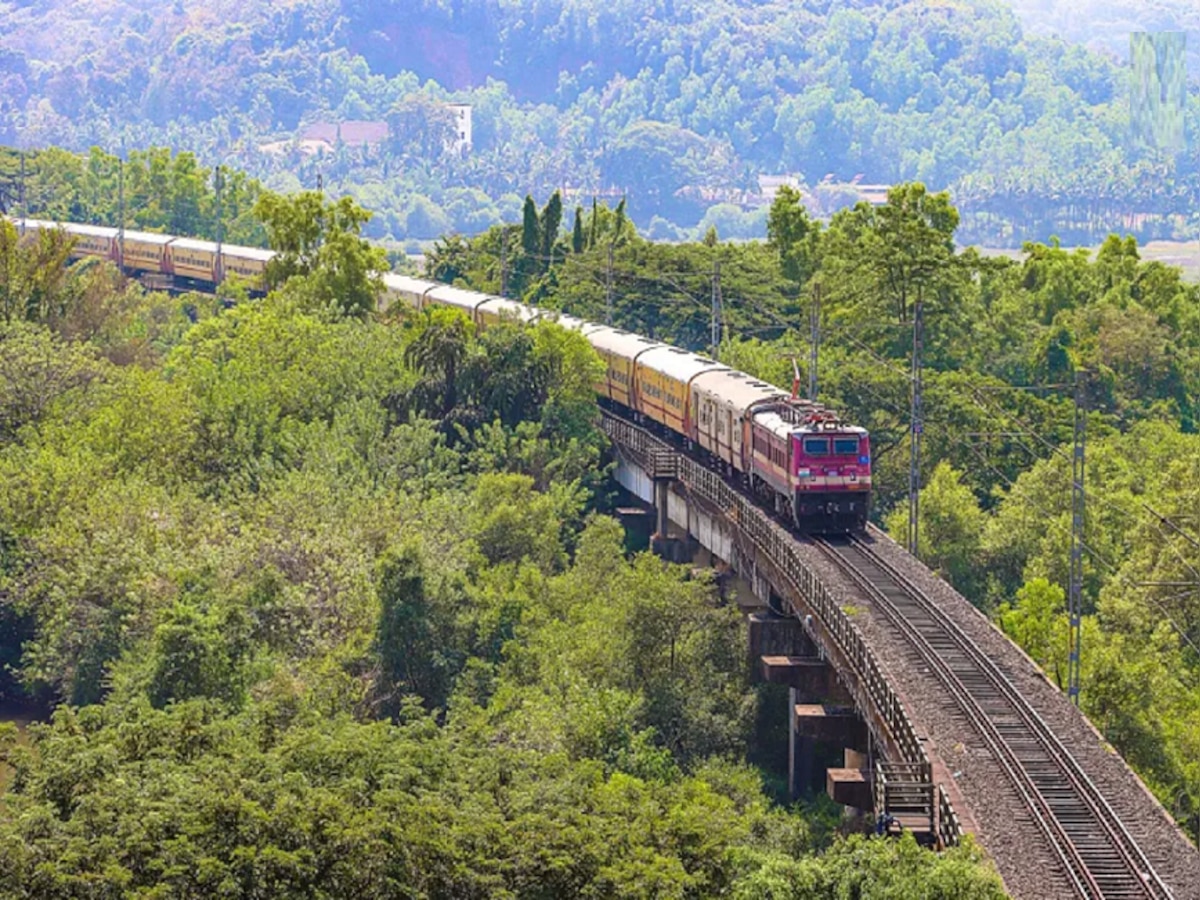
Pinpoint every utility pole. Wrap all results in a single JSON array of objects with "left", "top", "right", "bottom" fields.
[
  {"left": 605, "top": 241, "right": 614, "bottom": 326},
  {"left": 117, "top": 155, "right": 125, "bottom": 269},
  {"left": 18, "top": 150, "right": 26, "bottom": 235},
  {"left": 1068, "top": 368, "right": 1088, "bottom": 706},
  {"left": 809, "top": 282, "right": 820, "bottom": 402},
  {"left": 711, "top": 257, "right": 722, "bottom": 359},
  {"left": 214, "top": 165, "right": 224, "bottom": 284},
  {"left": 908, "top": 293, "right": 924, "bottom": 558},
  {"left": 499, "top": 228, "right": 509, "bottom": 299}
]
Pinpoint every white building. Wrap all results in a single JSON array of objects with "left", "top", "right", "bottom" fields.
[{"left": 447, "top": 104, "right": 472, "bottom": 154}]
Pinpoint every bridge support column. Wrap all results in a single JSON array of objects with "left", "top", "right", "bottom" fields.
[
  {"left": 649, "top": 477, "right": 696, "bottom": 563},
  {"left": 653, "top": 477, "right": 670, "bottom": 538},
  {"left": 788, "top": 687, "right": 815, "bottom": 799},
  {"left": 759, "top": 656, "right": 851, "bottom": 703},
  {"left": 748, "top": 612, "right": 816, "bottom": 668}
]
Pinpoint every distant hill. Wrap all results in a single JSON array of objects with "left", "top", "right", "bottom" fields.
[
  {"left": 1008, "top": 0, "right": 1200, "bottom": 70},
  {"left": 1, "top": 0, "right": 1198, "bottom": 245}
]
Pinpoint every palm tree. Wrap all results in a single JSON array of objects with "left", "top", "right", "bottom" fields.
[{"left": 404, "top": 309, "right": 470, "bottom": 416}]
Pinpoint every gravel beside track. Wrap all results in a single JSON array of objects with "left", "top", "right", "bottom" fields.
[{"left": 802, "top": 524, "right": 1200, "bottom": 899}]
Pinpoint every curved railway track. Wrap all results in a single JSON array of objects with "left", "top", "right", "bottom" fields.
[{"left": 812, "top": 533, "right": 1172, "bottom": 900}]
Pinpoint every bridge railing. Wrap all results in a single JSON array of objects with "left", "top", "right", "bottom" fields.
[
  {"left": 603, "top": 412, "right": 934, "bottom": 824},
  {"left": 937, "top": 784, "right": 964, "bottom": 848}
]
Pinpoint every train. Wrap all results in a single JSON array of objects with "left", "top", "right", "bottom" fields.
[
  {"left": 13, "top": 218, "right": 275, "bottom": 293},
  {"left": 10, "top": 217, "right": 872, "bottom": 531}
]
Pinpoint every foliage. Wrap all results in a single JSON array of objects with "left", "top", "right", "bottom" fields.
[
  {"left": 255, "top": 190, "right": 389, "bottom": 319},
  {"left": 885, "top": 462, "right": 987, "bottom": 602},
  {"left": 0, "top": 146, "right": 265, "bottom": 245}
]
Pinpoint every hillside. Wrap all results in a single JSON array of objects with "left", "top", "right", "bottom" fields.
[
  {"left": 1, "top": 0, "right": 1198, "bottom": 244},
  {"left": 1009, "top": 0, "right": 1200, "bottom": 70}
]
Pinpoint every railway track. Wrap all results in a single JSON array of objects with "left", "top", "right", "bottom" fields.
[{"left": 813, "top": 533, "right": 1172, "bottom": 900}]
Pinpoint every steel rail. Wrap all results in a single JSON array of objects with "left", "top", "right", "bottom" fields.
[{"left": 815, "top": 534, "right": 1172, "bottom": 900}]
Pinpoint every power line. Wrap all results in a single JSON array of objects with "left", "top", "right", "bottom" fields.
[{"left": 1068, "top": 369, "right": 1086, "bottom": 705}]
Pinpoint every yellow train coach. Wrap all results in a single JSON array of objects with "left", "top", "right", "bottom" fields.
[
  {"left": 633, "top": 347, "right": 726, "bottom": 435},
  {"left": 220, "top": 245, "right": 275, "bottom": 293},
  {"left": 587, "top": 327, "right": 661, "bottom": 410},
  {"left": 168, "top": 238, "right": 218, "bottom": 282},
  {"left": 121, "top": 231, "right": 173, "bottom": 274}
]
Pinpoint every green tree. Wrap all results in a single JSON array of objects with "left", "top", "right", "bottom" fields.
[
  {"left": 540, "top": 190, "right": 563, "bottom": 268},
  {"left": 767, "top": 185, "right": 819, "bottom": 288},
  {"left": 404, "top": 305, "right": 472, "bottom": 418},
  {"left": 521, "top": 194, "right": 540, "bottom": 258},
  {"left": 885, "top": 461, "right": 988, "bottom": 603},
  {"left": 0, "top": 219, "right": 76, "bottom": 325},
  {"left": 572, "top": 205, "right": 585, "bottom": 254},
  {"left": 375, "top": 543, "right": 454, "bottom": 709},
  {"left": 997, "top": 578, "right": 1071, "bottom": 686},
  {"left": 254, "top": 190, "right": 388, "bottom": 318},
  {"left": 148, "top": 602, "right": 249, "bottom": 709}
]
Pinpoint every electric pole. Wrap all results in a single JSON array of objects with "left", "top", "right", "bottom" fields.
[
  {"left": 214, "top": 165, "right": 224, "bottom": 284},
  {"left": 500, "top": 228, "right": 509, "bottom": 299},
  {"left": 908, "top": 292, "right": 924, "bottom": 558},
  {"left": 809, "top": 282, "right": 820, "bottom": 402},
  {"left": 1068, "top": 368, "right": 1088, "bottom": 706},
  {"left": 117, "top": 155, "right": 125, "bottom": 269},
  {"left": 18, "top": 150, "right": 26, "bottom": 235},
  {"left": 605, "top": 241, "right": 614, "bottom": 326},
  {"left": 711, "top": 257, "right": 722, "bottom": 360}
]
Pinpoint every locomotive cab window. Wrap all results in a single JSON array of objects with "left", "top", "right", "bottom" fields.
[
  {"left": 803, "top": 438, "right": 829, "bottom": 455},
  {"left": 834, "top": 438, "right": 859, "bottom": 455}
]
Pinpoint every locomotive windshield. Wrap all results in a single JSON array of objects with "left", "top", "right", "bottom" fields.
[
  {"left": 833, "top": 437, "right": 859, "bottom": 455},
  {"left": 802, "top": 437, "right": 828, "bottom": 455}
]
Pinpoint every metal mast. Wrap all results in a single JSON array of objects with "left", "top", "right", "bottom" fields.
[
  {"left": 605, "top": 241, "right": 614, "bottom": 326},
  {"left": 117, "top": 156, "right": 125, "bottom": 269},
  {"left": 908, "top": 293, "right": 924, "bottom": 557},
  {"left": 214, "top": 165, "right": 223, "bottom": 284},
  {"left": 1068, "top": 369, "right": 1087, "bottom": 705},
  {"left": 711, "top": 257, "right": 722, "bottom": 360},
  {"left": 809, "top": 283, "right": 820, "bottom": 401},
  {"left": 18, "top": 150, "right": 26, "bottom": 235},
  {"left": 499, "top": 228, "right": 509, "bottom": 298}
]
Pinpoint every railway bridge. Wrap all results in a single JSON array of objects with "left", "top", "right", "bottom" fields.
[{"left": 602, "top": 409, "right": 1200, "bottom": 900}]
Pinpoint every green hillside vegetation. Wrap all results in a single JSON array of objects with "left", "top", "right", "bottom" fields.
[
  {"left": 439, "top": 183, "right": 1200, "bottom": 843},
  {"left": 1, "top": 0, "right": 1198, "bottom": 244},
  {"left": 0, "top": 199, "right": 1008, "bottom": 896}
]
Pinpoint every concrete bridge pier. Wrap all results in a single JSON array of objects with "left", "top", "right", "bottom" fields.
[
  {"left": 749, "top": 615, "right": 868, "bottom": 802},
  {"left": 649, "top": 476, "right": 696, "bottom": 563}
]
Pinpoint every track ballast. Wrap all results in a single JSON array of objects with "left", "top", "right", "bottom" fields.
[{"left": 813, "top": 533, "right": 1172, "bottom": 900}]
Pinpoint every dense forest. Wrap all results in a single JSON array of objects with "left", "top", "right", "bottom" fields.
[
  {"left": 1, "top": 0, "right": 1198, "bottom": 244},
  {"left": 0, "top": 188, "right": 1010, "bottom": 895}
]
